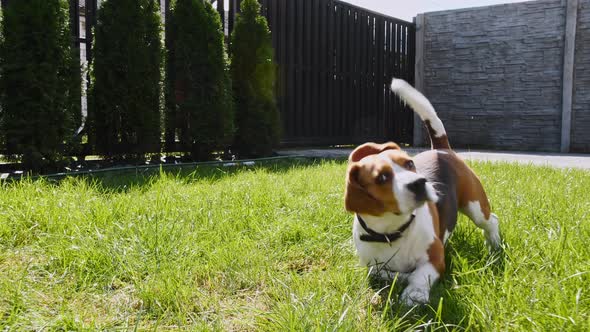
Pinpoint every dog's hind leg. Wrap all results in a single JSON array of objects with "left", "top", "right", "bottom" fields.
[
  {"left": 451, "top": 159, "right": 501, "bottom": 249},
  {"left": 459, "top": 187, "right": 501, "bottom": 249}
]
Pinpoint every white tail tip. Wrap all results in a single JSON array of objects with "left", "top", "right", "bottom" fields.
[{"left": 390, "top": 78, "right": 410, "bottom": 93}]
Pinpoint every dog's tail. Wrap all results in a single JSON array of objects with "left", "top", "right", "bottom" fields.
[{"left": 390, "top": 78, "right": 450, "bottom": 150}]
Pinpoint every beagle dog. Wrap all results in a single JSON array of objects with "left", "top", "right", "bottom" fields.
[{"left": 344, "top": 78, "right": 500, "bottom": 306}]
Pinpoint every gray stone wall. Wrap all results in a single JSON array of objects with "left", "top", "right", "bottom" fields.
[
  {"left": 421, "top": 0, "right": 568, "bottom": 152},
  {"left": 572, "top": 0, "right": 590, "bottom": 152}
]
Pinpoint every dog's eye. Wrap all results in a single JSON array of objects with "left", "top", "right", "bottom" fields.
[
  {"left": 404, "top": 160, "right": 415, "bottom": 170},
  {"left": 375, "top": 172, "right": 391, "bottom": 185}
]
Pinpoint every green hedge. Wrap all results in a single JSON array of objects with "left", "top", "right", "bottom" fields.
[
  {"left": 165, "top": 0, "right": 234, "bottom": 159},
  {"left": 0, "top": 0, "right": 81, "bottom": 170},
  {"left": 89, "top": 0, "right": 162, "bottom": 157},
  {"left": 0, "top": 0, "right": 280, "bottom": 168},
  {"left": 231, "top": 0, "right": 280, "bottom": 157}
]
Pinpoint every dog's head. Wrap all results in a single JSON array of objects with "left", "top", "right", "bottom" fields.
[{"left": 344, "top": 142, "right": 438, "bottom": 216}]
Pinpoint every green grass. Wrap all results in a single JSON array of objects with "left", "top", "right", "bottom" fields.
[{"left": 0, "top": 160, "right": 589, "bottom": 330}]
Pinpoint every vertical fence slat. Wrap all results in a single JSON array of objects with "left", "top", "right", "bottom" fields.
[
  {"left": 286, "top": 0, "right": 296, "bottom": 140},
  {"left": 410, "top": 23, "right": 416, "bottom": 141},
  {"left": 311, "top": 0, "right": 320, "bottom": 138},
  {"left": 318, "top": 0, "right": 327, "bottom": 138},
  {"left": 361, "top": 13, "right": 368, "bottom": 139},
  {"left": 278, "top": 0, "right": 287, "bottom": 140},
  {"left": 377, "top": 16, "right": 384, "bottom": 140},
  {"left": 336, "top": 1, "right": 342, "bottom": 140},
  {"left": 349, "top": 8, "right": 356, "bottom": 136},
  {"left": 339, "top": 4, "right": 346, "bottom": 139},
  {"left": 304, "top": 0, "right": 312, "bottom": 137},
  {"left": 345, "top": 7, "right": 353, "bottom": 137},
  {"left": 353, "top": 10, "right": 361, "bottom": 138},
  {"left": 327, "top": 1, "right": 335, "bottom": 138},
  {"left": 295, "top": 0, "right": 304, "bottom": 138},
  {"left": 368, "top": 15, "right": 376, "bottom": 139},
  {"left": 228, "top": 0, "right": 235, "bottom": 40},
  {"left": 217, "top": 0, "right": 225, "bottom": 35},
  {"left": 383, "top": 20, "right": 390, "bottom": 139},
  {"left": 271, "top": 0, "right": 278, "bottom": 57},
  {"left": 395, "top": 24, "right": 404, "bottom": 137},
  {"left": 85, "top": 0, "right": 96, "bottom": 64},
  {"left": 402, "top": 25, "right": 407, "bottom": 81},
  {"left": 394, "top": 23, "right": 399, "bottom": 78},
  {"left": 389, "top": 21, "right": 397, "bottom": 140},
  {"left": 398, "top": 23, "right": 404, "bottom": 82},
  {"left": 395, "top": 23, "right": 403, "bottom": 140},
  {"left": 69, "top": 0, "right": 80, "bottom": 50}
]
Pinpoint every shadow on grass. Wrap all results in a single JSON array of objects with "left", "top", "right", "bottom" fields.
[
  {"left": 367, "top": 229, "right": 507, "bottom": 329},
  {"left": 365, "top": 267, "right": 470, "bottom": 329},
  {"left": 71, "top": 157, "right": 343, "bottom": 192}
]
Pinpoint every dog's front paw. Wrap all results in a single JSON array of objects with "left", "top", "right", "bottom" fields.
[{"left": 400, "top": 285, "right": 430, "bottom": 306}]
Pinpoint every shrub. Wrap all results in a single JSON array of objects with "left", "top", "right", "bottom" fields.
[
  {"left": 89, "top": 0, "right": 162, "bottom": 158},
  {"left": 165, "top": 0, "right": 234, "bottom": 160},
  {"left": 0, "top": 0, "right": 81, "bottom": 170},
  {"left": 230, "top": 0, "right": 280, "bottom": 157}
]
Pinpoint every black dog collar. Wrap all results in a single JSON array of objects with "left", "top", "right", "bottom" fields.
[{"left": 357, "top": 213, "right": 416, "bottom": 243}]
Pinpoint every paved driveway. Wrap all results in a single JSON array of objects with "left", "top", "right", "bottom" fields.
[{"left": 279, "top": 148, "right": 590, "bottom": 170}]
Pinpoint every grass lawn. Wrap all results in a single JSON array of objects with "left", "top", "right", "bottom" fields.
[{"left": 0, "top": 159, "right": 589, "bottom": 330}]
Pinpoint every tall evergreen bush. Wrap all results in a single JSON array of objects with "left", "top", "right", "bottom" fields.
[
  {"left": 165, "top": 0, "right": 233, "bottom": 159},
  {"left": 0, "top": 0, "right": 81, "bottom": 170},
  {"left": 89, "top": 0, "right": 162, "bottom": 157},
  {"left": 231, "top": 0, "right": 279, "bottom": 157}
]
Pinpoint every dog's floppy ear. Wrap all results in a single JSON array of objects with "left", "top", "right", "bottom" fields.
[
  {"left": 349, "top": 142, "right": 400, "bottom": 162},
  {"left": 344, "top": 163, "right": 385, "bottom": 215}
]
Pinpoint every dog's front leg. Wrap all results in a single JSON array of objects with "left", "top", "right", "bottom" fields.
[
  {"left": 374, "top": 268, "right": 411, "bottom": 283},
  {"left": 400, "top": 262, "right": 440, "bottom": 306},
  {"left": 401, "top": 238, "right": 445, "bottom": 306}
]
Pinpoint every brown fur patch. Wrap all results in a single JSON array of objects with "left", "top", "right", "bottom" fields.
[
  {"left": 448, "top": 154, "right": 492, "bottom": 220},
  {"left": 345, "top": 142, "right": 413, "bottom": 216},
  {"left": 344, "top": 143, "right": 421, "bottom": 216},
  {"left": 380, "top": 149, "right": 415, "bottom": 172},
  {"left": 345, "top": 156, "right": 400, "bottom": 215},
  {"left": 427, "top": 238, "right": 445, "bottom": 275},
  {"left": 345, "top": 168, "right": 387, "bottom": 215},
  {"left": 419, "top": 150, "right": 492, "bottom": 220},
  {"left": 424, "top": 120, "right": 451, "bottom": 150},
  {"left": 349, "top": 142, "right": 400, "bottom": 162},
  {"left": 414, "top": 149, "right": 495, "bottom": 236},
  {"left": 427, "top": 201, "right": 441, "bottom": 239}
]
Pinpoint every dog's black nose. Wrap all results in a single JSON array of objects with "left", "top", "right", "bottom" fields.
[{"left": 407, "top": 178, "right": 427, "bottom": 201}]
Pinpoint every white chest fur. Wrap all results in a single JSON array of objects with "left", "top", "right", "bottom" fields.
[{"left": 353, "top": 205, "right": 437, "bottom": 274}]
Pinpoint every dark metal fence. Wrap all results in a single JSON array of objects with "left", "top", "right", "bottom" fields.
[{"left": 258, "top": 0, "right": 415, "bottom": 146}]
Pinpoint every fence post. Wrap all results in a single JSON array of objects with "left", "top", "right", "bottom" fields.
[
  {"left": 85, "top": 0, "right": 97, "bottom": 64},
  {"left": 228, "top": 0, "right": 243, "bottom": 39},
  {"left": 413, "top": 14, "right": 425, "bottom": 147},
  {"left": 228, "top": 0, "right": 235, "bottom": 38},
  {"left": 217, "top": 0, "right": 225, "bottom": 35},
  {"left": 69, "top": 0, "right": 80, "bottom": 50},
  {"left": 561, "top": 0, "right": 579, "bottom": 153}
]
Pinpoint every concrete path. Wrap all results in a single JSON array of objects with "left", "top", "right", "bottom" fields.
[{"left": 278, "top": 148, "right": 590, "bottom": 170}]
